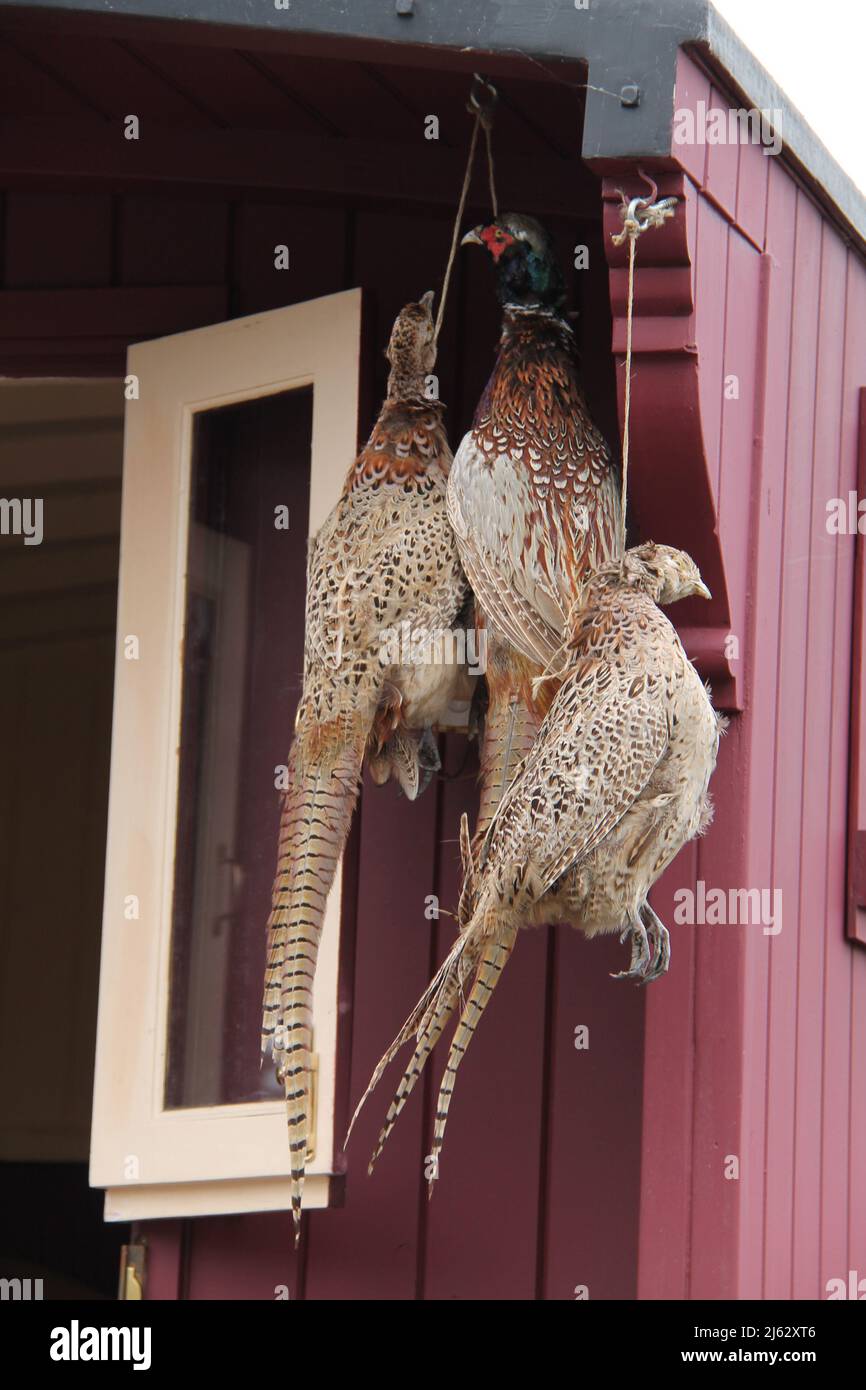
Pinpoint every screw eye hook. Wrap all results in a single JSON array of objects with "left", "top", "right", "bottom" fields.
[
  {"left": 637, "top": 167, "right": 659, "bottom": 205},
  {"left": 625, "top": 195, "right": 646, "bottom": 229},
  {"left": 467, "top": 72, "right": 498, "bottom": 121}
]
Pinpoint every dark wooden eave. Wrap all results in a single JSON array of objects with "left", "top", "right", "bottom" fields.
[{"left": 1, "top": 0, "right": 865, "bottom": 255}]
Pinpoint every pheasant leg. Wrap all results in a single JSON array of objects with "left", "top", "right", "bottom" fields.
[
  {"left": 611, "top": 920, "right": 651, "bottom": 981},
  {"left": 639, "top": 902, "right": 671, "bottom": 983}
]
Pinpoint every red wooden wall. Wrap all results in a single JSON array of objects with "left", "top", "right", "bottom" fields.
[{"left": 630, "top": 51, "right": 866, "bottom": 1301}]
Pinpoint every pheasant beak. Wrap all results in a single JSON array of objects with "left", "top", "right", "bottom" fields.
[
  {"left": 461, "top": 226, "right": 484, "bottom": 247},
  {"left": 695, "top": 580, "right": 712, "bottom": 601},
  {"left": 419, "top": 289, "right": 435, "bottom": 312}
]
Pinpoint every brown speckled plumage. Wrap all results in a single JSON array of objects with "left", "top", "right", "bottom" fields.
[
  {"left": 262, "top": 294, "right": 468, "bottom": 1240},
  {"left": 387, "top": 215, "right": 625, "bottom": 1096},
  {"left": 350, "top": 545, "right": 722, "bottom": 1180},
  {"left": 448, "top": 215, "right": 621, "bottom": 670}
]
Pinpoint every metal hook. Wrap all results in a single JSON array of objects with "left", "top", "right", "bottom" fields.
[
  {"left": 624, "top": 195, "right": 645, "bottom": 227},
  {"left": 636, "top": 167, "right": 659, "bottom": 205},
  {"left": 467, "top": 72, "right": 498, "bottom": 122},
  {"left": 623, "top": 191, "right": 677, "bottom": 234}
]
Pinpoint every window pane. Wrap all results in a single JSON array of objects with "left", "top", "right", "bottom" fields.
[{"left": 165, "top": 387, "right": 313, "bottom": 1109}]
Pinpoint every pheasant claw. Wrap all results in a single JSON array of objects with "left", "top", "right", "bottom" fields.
[{"left": 611, "top": 921, "right": 651, "bottom": 980}]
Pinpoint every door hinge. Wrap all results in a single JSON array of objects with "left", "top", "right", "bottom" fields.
[{"left": 118, "top": 1242, "right": 146, "bottom": 1301}]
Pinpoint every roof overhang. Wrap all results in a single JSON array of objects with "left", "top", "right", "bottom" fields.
[{"left": 2, "top": 0, "right": 864, "bottom": 252}]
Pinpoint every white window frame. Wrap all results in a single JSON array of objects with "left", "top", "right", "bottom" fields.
[{"left": 89, "top": 290, "right": 364, "bottom": 1221}]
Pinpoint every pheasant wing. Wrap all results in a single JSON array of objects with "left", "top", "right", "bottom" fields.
[
  {"left": 485, "top": 658, "right": 671, "bottom": 893},
  {"left": 447, "top": 436, "right": 564, "bottom": 667}
]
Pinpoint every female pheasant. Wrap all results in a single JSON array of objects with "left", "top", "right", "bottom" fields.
[
  {"left": 262, "top": 293, "right": 468, "bottom": 1241},
  {"left": 350, "top": 544, "right": 722, "bottom": 1181}
]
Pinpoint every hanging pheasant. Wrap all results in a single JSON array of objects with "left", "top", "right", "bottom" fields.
[
  {"left": 262, "top": 292, "right": 469, "bottom": 1241},
  {"left": 350, "top": 544, "right": 722, "bottom": 1180},
  {"left": 450, "top": 213, "right": 621, "bottom": 833},
  {"left": 391, "top": 213, "right": 626, "bottom": 1069}
]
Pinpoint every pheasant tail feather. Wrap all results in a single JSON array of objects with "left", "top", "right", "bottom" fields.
[
  {"left": 429, "top": 924, "right": 518, "bottom": 1193},
  {"left": 262, "top": 731, "right": 364, "bottom": 1242}
]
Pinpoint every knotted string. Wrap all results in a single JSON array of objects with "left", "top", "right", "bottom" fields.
[
  {"left": 434, "top": 74, "right": 499, "bottom": 344},
  {"left": 610, "top": 188, "right": 678, "bottom": 563}
]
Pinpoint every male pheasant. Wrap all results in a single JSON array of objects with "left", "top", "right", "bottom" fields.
[
  {"left": 405, "top": 214, "right": 623, "bottom": 1070},
  {"left": 451, "top": 211, "right": 621, "bottom": 834},
  {"left": 262, "top": 293, "right": 468, "bottom": 1241},
  {"left": 350, "top": 544, "right": 722, "bottom": 1180}
]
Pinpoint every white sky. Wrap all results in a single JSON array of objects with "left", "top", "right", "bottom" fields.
[{"left": 713, "top": 0, "right": 866, "bottom": 194}]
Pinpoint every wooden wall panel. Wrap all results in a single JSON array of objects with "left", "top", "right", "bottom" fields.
[
  {"left": 0, "top": 382, "right": 122, "bottom": 1164},
  {"left": 4, "top": 192, "right": 113, "bottom": 288},
  {"left": 788, "top": 219, "right": 847, "bottom": 1299},
  {"left": 6, "top": 31, "right": 216, "bottom": 126},
  {"left": 303, "top": 774, "right": 440, "bottom": 1300},
  {"left": 735, "top": 133, "right": 770, "bottom": 250},
  {"left": 644, "top": 50, "right": 866, "bottom": 1305},
  {"left": 746, "top": 156, "right": 797, "bottom": 1302},
  {"left": 185, "top": 1213, "right": 300, "bottom": 1301},
  {"left": 703, "top": 84, "right": 741, "bottom": 218},
  {"left": 0, "top": 38, "right": 95, "bottom": 116},
  {"left": 541, "top": 928, "right": 644, "bottom": 1301},
  {"left": 818, "top": 248, "right": 858, "bottom": 1297},
  {"left": 119, "top": 195, "right": 229, "bottom": 286},
  {"left": 715, "top": 227, "right": 762, "bottom": 680},
  {"left": 636, "top": 844, "right": 698, "bottom": 1300},
  {"left": 687, "top": 719, "right": 746, "bottom": 1300},
  {"left": 232, "top": 202, "right": 346, "bottom": 315},
  {"left": 693, "top": 196, "right": 728, "bottom": 501},
  {"left": 422, "top": 749, "right": 547, "bottom": 1302},
  {"left": 841, "top": 272, "right": 866, "bottom": 1285}
]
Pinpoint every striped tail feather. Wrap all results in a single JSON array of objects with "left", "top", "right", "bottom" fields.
[
  {"left": 347, "top": 665, "right": 549, "bottom": 1172},
  {"left": 428, "top": 923, "right": 518, "bottom": 1193},
  {"left": 365, "top": 965, "right": 465, "bottom": 1174},
  {"left": 344, "top": 927, "right": 469, "bottom": 1148},
  {"left": 459, "top": 671, "right": 546, "bottom": 928},
  {"left": 475, "top": 687, "right": 541, "bottom": 838},
  {"left": 262, "top": 726, "right": 365, "bottom": 1243}
]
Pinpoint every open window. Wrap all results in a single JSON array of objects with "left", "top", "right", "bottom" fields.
[{"left": 89, "top": 290, "right": 364, "bottom": 1219}]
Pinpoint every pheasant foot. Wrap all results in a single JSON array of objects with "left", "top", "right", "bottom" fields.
[
  {"left": 611, "top": 920, "right": 651, "bottom": 981},
  {"left": 638, "top": 902, "right": 671, "bottom": 984}
]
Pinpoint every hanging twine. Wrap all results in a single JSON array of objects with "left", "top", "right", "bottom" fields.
[
  {"left": 433, "top": 74, "right": 499, "bottom": 344},
  {"left": 610, "top": 189, "right": 678, "bottom": 561}
]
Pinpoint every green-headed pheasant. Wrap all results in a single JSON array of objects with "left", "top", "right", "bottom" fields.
[
  {"left": 451, "top": 211, "right": 621, "bottom": 831},
  {"left": 262, "top": 293, "right": 469, "bottom": 1241},
  {"left": 400, "top": 214, "right": 623, "bottom": 1076},
  {"left": 350, "top": 544, "right": 722, "bottom": 1181}
]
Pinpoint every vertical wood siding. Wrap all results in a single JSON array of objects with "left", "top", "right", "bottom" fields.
[{"left": 641, "top": 52, "right": 866, "bottom": 1302}]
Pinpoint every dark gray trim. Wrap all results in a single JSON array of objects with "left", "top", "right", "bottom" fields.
[{"left": 2, "top": 0, "right": 864, "bottom": 250}]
